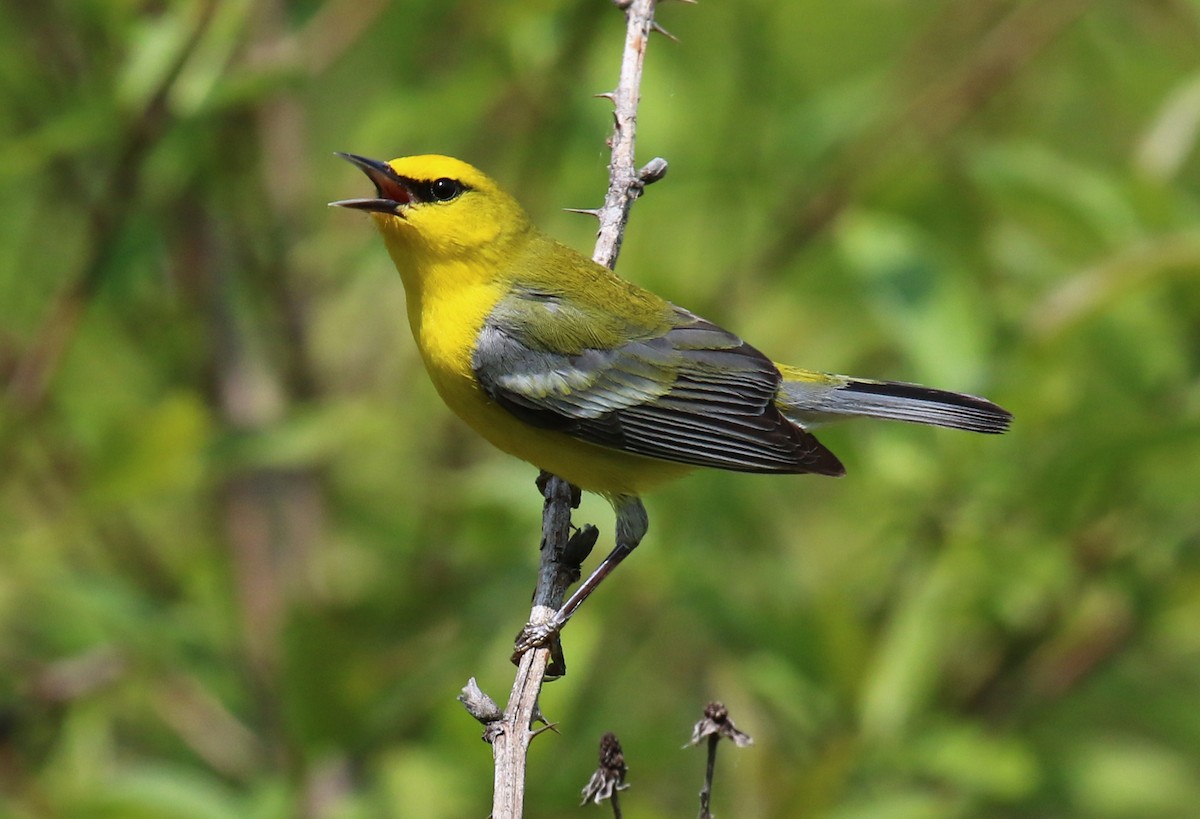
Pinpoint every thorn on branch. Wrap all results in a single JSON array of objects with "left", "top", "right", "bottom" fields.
[
  {"left": 581, "top": 732, "right": 630, "bottom": 814},
  {"left": 650, "top": 21, "right": 678, "bottom": 42},
  {"left": 528, "top": 700, "right": 559, "bottom": 736},
  {"left": 638, "top": 157, "right": 669, "bottom": 186},
  {"left": 564, "top": 207, "right": 604, "bottom": 219},
  {"left": 531, "top": 717, "right": 561, "bottom": 740},
  {"left": 594, "top": 91, "right": 617, "bottom": 104}
]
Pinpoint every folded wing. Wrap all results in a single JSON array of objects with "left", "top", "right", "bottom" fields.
[{"left": 472, "top": 291, "right": 844, "bottom": 476}]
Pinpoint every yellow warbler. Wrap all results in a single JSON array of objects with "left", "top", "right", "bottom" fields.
[{"left": 332, "top": 153, "right": 1010, "bottom": 640}]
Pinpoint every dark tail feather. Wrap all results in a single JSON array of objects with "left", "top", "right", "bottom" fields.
[
  {"left": 779, "top": 370, "right": 1012, "bottom": 434},
  {"left": 834, "top": 379, "right": 1012, "bottom": 433}
]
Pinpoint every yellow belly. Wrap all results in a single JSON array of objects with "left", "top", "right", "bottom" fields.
[
  {"left": 411, "top": 281, "right": 692, "bottom": 498},
  {"left": 428, "top": 360, "right": 694, "bottom": 498}
]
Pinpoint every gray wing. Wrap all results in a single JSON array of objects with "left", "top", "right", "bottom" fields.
[{"left": 471, "top": 291, "right": 845, "bottom": 476}]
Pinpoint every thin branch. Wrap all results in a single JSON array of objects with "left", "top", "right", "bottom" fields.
[
  {"left": 481, "top": 2, "right": 668, "bottom": 817},
  {"left": 698, "top": 735, "right": 716, "bottom": 819},
  {"left": 688, "top": 702, "right": 753, "bottom": 819},
  {"left": 489, "top": 474, "right": 578, "bottom": 818},
  {"left": 594, "top": 0, "right": 669, "bottom": 271}
]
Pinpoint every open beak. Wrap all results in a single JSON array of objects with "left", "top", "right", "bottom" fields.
[{"left": 329, "top": 153, "right": 413, "bottom": 214}]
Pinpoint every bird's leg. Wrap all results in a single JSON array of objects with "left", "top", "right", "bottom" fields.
[
  {"left": 513, "top": 496, "right": 647, "bottom": 659},
  {"left": 555, "top": 495, "right": 647, "bottom": 626},
  {"left": 538, "top": 523, "right": 598, "bottom": 679}
]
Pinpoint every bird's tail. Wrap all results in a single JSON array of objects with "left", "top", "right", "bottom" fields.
[{"left": 776, "top": 365, "right": 1012, "bottom": 434}]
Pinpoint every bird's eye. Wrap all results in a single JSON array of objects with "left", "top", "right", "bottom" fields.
[{"left": 430, "top": 178, "right": 462, "bottom": 202}]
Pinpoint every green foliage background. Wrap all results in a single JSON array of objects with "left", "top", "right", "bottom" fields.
[{"left": 3, "top": 1, "right": 1199, "bottom": 816}]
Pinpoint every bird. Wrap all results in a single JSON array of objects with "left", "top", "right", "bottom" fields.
[{"left": 331, "top": 153, "right": 1011, "bottom": 648}]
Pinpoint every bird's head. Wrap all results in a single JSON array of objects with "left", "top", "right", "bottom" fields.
[{"left": 331, "top": 154, "right": 531, "bottom": 269}]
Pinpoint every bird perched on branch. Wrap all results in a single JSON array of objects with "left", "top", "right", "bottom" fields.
[{"left": 332, "top": 153, "right": 1011, "bottom": 647}]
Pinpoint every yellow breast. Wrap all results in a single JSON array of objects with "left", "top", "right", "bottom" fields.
[
  {"left": 404, "top": 263, "right": 690, "bottom": 499},
  {"left": 372, "top": 208, "right": 693, "bottom": 498}
]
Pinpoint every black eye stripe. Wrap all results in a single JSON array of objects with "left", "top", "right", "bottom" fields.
[{"left": 405, "top": 177, "right": 469, "bottom": 203}]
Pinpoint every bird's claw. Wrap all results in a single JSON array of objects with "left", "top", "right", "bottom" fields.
[
  {"left": 512, "top": 620, "right": 568, "bottom": 679},
  {"left": 512, "top": 620, "right": 558, "bottom": 654}
]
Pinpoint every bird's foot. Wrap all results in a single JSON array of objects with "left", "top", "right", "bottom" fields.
[
  {"left": 512, "top": 617, "right": 568, "bottom": 679},
  {"left": 513, "top": 619, "right": 562, "bottom": 652}
]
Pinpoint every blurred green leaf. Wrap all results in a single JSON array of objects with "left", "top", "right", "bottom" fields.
[{"left": 2, "top": 2, "right": 1198, "bottom": 817}]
